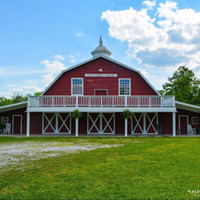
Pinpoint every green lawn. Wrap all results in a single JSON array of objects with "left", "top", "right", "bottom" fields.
[{"left": 0, "top": 137, "right": 200, "bottom": 199}]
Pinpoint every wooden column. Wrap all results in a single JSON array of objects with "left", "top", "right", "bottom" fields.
[
  {"left": 26, "top": 112, "right": 30, "bottom": 137},
  {"left": 125, "top": 118, "right": 128, "bottom": 137},
  {"left": 75, "top": 118, "right": 79, "bottom": 137},
  {"left": 172, "top": 112, "right": 176, "bottom": 136}
]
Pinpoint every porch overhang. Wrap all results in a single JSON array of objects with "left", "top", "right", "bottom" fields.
[
  {"left": 175, "top": 101, "right": 200, "bottom": 113},
  {"left": 27, "top": 107, "right": 176, "bottom": 113}
]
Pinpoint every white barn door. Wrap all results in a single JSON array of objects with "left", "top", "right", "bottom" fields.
[
  {"left": 42, "top": 113, "right": 71, "bottom": 134},
  {"left": 87, "top": 113, "right": 115, "bottom": 134},
  {"left": 131, "top": 113, "right": 158, "bottom": 134}
]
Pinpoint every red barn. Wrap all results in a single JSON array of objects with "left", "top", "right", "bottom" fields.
[{"left": 0, "top": 37, "right": 200, "bottom": 136}]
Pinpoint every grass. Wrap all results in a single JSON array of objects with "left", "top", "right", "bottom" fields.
[{"left": 0, "top": 137, "right": 200, "bottom": 199}]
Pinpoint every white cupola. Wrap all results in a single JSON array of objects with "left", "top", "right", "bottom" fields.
[{"left": 91, "top": 36, "right": 111, "bottom": 58}]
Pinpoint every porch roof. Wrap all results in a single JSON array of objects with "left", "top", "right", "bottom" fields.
[
  {"left": 0, "top": 101, "right": 27, "bottom": 113},
  {"left": 175, "top": 101, "right": 200, "bottom": 113}
]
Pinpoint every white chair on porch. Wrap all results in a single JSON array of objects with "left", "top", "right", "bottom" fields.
[
  {"left": 187, "top": 124, "right": 194, "bottom": 135},
  {"left": 3, "top": 123, "right": 11, "bottom": 134}
]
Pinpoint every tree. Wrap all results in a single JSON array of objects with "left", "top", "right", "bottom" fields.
[
  {"left": 11, "top": 94, "right": 28, "bottom": 104},
  {"left": 0, "top": 97, "right": 12, "bottom": 106},
  {"left": 161, "top": 66, "right": 200, "bottom": 105},
  {"left": 0, "top": 92, "right": 43, "bottom": 107},
  {"left": 34, "top": 92, "right": 42, "bottom": 96}
]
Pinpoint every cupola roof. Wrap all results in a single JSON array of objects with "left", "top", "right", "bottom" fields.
[{"left": 91, "top": 36, "right": 111, "bottom": 58}]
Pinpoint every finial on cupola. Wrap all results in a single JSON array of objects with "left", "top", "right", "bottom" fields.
[
  {"left": 91, "top": 36, "right": 111, "bottom": 58},
  {"left": 99, "top": 36, "right": 103, "bottom": 46}
]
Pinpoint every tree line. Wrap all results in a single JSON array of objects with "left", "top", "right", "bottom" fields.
[
  {"left": 0, "top": 66, "right": 200, "bottom": 107},
  {"left": 0, "top": 92, "right": 42, "bottom": 107}
]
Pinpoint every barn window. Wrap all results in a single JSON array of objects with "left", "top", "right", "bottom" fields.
[
  {"left": 119, "top": 79, "right": 131, "bottom": 95},
  {"left": 71, "top": 78, "right": 83, "bottom": 95},
  {"left": 1, "top": 117, "right": 9, "bottom": 123},
  {"left": 192, "top": 117, "right": 199, "bottom": 125}
]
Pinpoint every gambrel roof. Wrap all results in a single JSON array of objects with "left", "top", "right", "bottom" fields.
[{"left": 42, "top": 55, "right": 160, "bottom": 96}]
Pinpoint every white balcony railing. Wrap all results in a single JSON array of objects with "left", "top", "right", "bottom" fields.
[{"left": 28, "top": 95, "right": 175, "bottom": 108}]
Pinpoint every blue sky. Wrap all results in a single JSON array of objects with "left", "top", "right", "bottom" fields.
[{"left": 0, "top": 0, "right": 200, "bottom": 97}]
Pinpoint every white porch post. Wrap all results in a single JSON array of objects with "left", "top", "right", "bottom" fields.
[
  {"left": 125, "top": 118, "right": 128, "bottom": 137},
  {"left": 55, "top": 112, "right": 58, "bottom": 134},
  {"left": 75, "top": 118, "right": 79, "bottom": 137},
  {"left": 26, "top": 112, "right": 30, "bottom": 137},
  {"left": 172, "top": 112, "right": 176, "bottom": 136},
  {"left": 143, "top": 113, "right": 146, "bottom": 134}
]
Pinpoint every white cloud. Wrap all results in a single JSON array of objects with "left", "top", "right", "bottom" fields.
[
  {"left": 41, "top": 59, "right": 67, "bottom": 86},
  {"left": 76, "top": 30, "right": 84, "bottom": 37},
  {"left": 54, "top": 54, "right": 65, "bottom": 61},
  {"left": 5, "top": 84, "right": 17, "bottom": 88},
  {"left": 0, "top": 68, "right": 5, "bottom": 75},
  {"left": 142, "top": 0, "right": 156, "bottom": 10},
  {"left": 9, "top": 85, "right": 43, "bottom": 93},
  {"left": 101, "top": 0, "right": 200, "bottom": 71},
  {"left": 68, "top": 54, "right": 80, "bottom": 64},
  {"left": 0, "top": 67, "right": 45, "bottom": 76}
]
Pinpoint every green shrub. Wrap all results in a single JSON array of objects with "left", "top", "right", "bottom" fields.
[
  {"left": 196, "top": 128, "right": 200, "bottom": 134},
  {"left": 123, "top": 109, "right": 131, "bottom": 119},
  {"left": 0, "top": 123, "right": 4, "bottom": 130},
  {"left": 72, "top": 109, "right": 82, "bottom": 119}
]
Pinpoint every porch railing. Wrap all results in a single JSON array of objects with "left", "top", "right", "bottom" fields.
[{"left": 28, "top": 95, "right": 175, "bottom": 108}]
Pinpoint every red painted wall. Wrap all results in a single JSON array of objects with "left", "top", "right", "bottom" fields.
[
  {"left": 158, "top": 113, "right": 172, "bottom": 135},
  {"left": 0, "top": 108, "right": 27, "bottom": 134},
  {"left": 44, "top": 57, "right": 157, "bottom": 96},
  {"left": 30, "top": 113, "right": 42, "bottom": 134},
  {"left": 177, "top": 109, "right": 200, "bottom": 134}
]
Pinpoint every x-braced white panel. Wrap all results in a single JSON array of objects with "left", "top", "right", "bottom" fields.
[
  {"left": 146, "top": 113, "right": 158, "bottom": 134},
  {"left": 42, "top": 113, "right": 71, "bottom": 134},
  {"left": 131, "top": 113, "right": 144, "bottom": 134},
  {"left": 131, "top": 113, "right": 158, "bottom": 134},
  {"left": 87, "top": 113, "right": 115, "bottom": 134}
]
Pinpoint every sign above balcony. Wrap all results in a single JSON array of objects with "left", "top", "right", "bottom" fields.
[{"left": 85, "top": 74, "right": 117, "bottom": 77}]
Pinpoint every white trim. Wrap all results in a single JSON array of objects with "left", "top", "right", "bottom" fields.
[
  {"left": 176, "top": 101, "right": 200, "bottom": 113},
  {"left": 192, "top": 117, "right": 199, "bottom": 125},
  {"left": 132, "top": 113, "right": 144, "bottom": 134},
  {"left": 172, "top": 112, "right": 176, "bottom": 136},
  {"left": 1, "top": 117, "right": 9, "bottom": 123},
  {"left": 42, "top": 112, "right": 71, "bottom": 134},
  {"left": 125, "top": 118, "right": 128, "bottom": 137},
  {"left": 0, "top": 101, "right": 27, "bottom": 113},
  {"left": 12, "top": 114, "right": 23, "bottom": 135},
  {"left": 132, "top": 113, "right": 158, "bottom": 134},
  {"left": 143, "top": 113, "right": 146, "bottom": 134},
  {"left": 118, "top": 78, "right": 131, "bottom": 96},
  {"left": 27, "top": 107, "right": 177, "bottom": 113},
  {"left": 146, "top": 113, "right": 158, "bottom": 134},
  {"left": 26, "top": 112, "right": 30, "bottom": 137},
  {"left": 75, "top": 118, "right": 79, "bottom": 137},
  {"left": 42, "top": 55, "right": 160, "bottom": 96},
  {"left": 87, "top": 113, "right": 115, "bottom": 134},
  {"left": 94, "top": 89, "right": 108, "bottom": 95},
  {"left": 178, "top": 115, "right": 188, "bottom": 134},
  {"left": 71, "top": 78, "right": 84, "bottom": 96}
]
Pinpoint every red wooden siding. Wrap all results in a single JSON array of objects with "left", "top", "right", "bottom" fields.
[
  {"left": 30, "top": 113, "right": 42, "bottom": 134},
  {"left": 44, "top": 57, "right": 157, "bottom": 96},
  {"left": 158, "top": 113, "right": 172, "bottom": 135},
  {"left": 177, "top": 109, "right": 200, "bottom": 134},
  {"left": 0, "top": 108, "right": 27, "bottom": 134}
]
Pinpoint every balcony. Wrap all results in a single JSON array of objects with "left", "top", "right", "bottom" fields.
[{"left": 28, "top": 95, "right": 175, "bottom": 108}]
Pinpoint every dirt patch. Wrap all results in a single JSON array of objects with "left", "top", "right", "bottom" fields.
[{"left": 0, "top": 141, "right": 123, "bottom": 169}]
